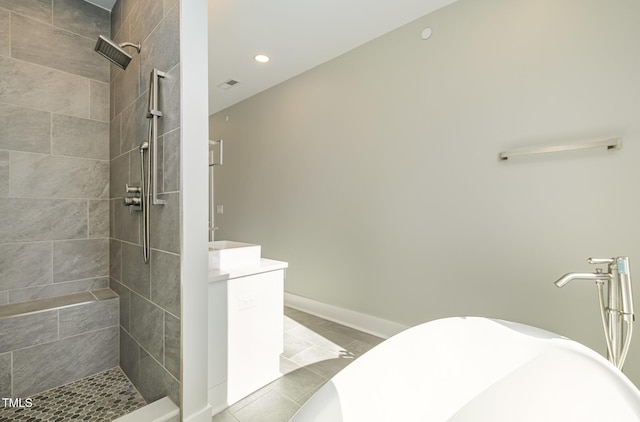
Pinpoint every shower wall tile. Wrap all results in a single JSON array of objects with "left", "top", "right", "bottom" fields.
[
  {"left": 111, "top": 114, "right": 122, "bottom": 159},
  {"left": 130, "top": 293, "right": 164, "bottom": 362},
  {"left": 0, "top": 352, "right": 10, "bottom": 397},
  {"left": 0, "top": 242, "right": 52, "bottom": 291},
  {"left": 89, "top": 199, "right": 110, "bottom": 238},
  {"left": 11, "top": 153, "right": 109, "bottom": 199},
  {"left": 158, "top": 64, "right": 180, "bottom": 136},
  {"left": 0, "top": 103, "right": 51, "bottom": 154},
  {"left": 165, "top": 0, "right": 179, "bottom": 16},
  {"left": 120, "top": 327, "right": 140, "bottom": 385},
  {"left": 12, "top": 326, "right": 118, "bottom": 397},
  {"left": 121, "top": 94, "right": 149, "bottom": 154},
  {"left": 150, "top": 193, "right": 180, "bottom": 254},
  {"left": 164, "top": 312, "right": 180, "bottom": 379},
  {"left": 150, "top": 249, "right": 180, "bottom": 316},
  {"left": 0, "top": 310, "right": 58, "bottom": 353},
  {"left": 129, "top": 148, "right": 142, "bottom": 188},
  {"left": 138, "top": 348, "right": 179, "bottom": 405},
  {"left": 53, "top": 238, "right": 109, "bottom": 282},
  {"left": 110, "top": 239, "right": 123, "bottom": 283},
  {"left": 0, "top": 292, "right": 7, "bottom": 306},
  {"left": 8, "top": 277, "right": 108, "bottom": 304},
  {"left": 110, "top": 279, "right": 129, "bottom": 330},
  {"left": 0, "top": 0, "right": 52, "bottom": 24},
  {"left": 11, "top": 14, "right": 109, "bottom": 82},
  {"left": 59, "top": 297, "right": 118, "bottom": 338},
  {"left": 53, "top": 0, "right": 109, "bottom": 39},
  {"left": 0, "top": 56, "right": 90, "bottom": 118},
  {"left": 0, "top": 8, "right": 9, "bottom": 57},
  {"left": 130, "top": 0, "right": 163, "bottom": 45},
  {"left": 0, "top": 151, "right": 8, "bottom": 197},
  {"left": 52, "top": 114, "right": 109, "bottom": 160},
  {"left": 114, "top": 199, "right": 140, "bottom": 244},
  {"left": 110, "top": 0, "right": 123, "bottom": 42},
  {"left": 90, "top": 80, "right": 110, "bottom": 123},
  {"left": 161, "top": 129, "right": 180, "bottom": 193},
  {"left": 140, "top": 4, "right": 180, "bottom": 91},
  {"left": 121, "top": 242, "right": 150, "bottom": 298},
  {"left": 0, "top": 198, "right": 87, "bottom": 242},
  {"left": 110, "top": 153, "right": 129, "bottom": 199},
  {"left": 114, "top": 53, "right": 140, "bottom": 116}
]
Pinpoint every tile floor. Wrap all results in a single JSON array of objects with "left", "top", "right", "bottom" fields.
[
  {"left": 212, "top": 307, "right": 384, "bottom": 422},
  {"left": 0, "top": 367, "right": 146, "bottom": 422}
]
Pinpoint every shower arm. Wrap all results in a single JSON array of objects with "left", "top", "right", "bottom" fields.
[{"left": 119, "top": 41, "right": 141, "bottom": 52}]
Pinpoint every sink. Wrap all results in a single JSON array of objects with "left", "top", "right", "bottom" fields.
[{"left": 208, "top": 240, "right": 261, "bottom": 270}]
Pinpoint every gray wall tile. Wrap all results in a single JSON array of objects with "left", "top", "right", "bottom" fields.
[
  {"left": 158, "top": 64, "right": 180, "bottom": 136},
  {"left": 164, "top": 312, "right": 180, "bottom": 379},
  {"left": 11, "top": 14, "right": 109, "bottom": 82},
  {"left": 53, "top": 239, "right": 109, "bottom": 282},
  {"left": 11, "top": 153, "right": 109, "bottom": 199},
  {"left": 0, "top": 291, "right": 7, "bottom": 305},
  {"left": 0, "top": 199, "right": 87, "bottom": 242},
  {"left": 12, "top": 326, "right": 118, "bottom": 396},
  {"left": 110, "top": 278, "right": 129, "bottom": 331},
  {"left": 121, "top": 94, "right": 149, "bottom": 154},
  {"left": 150, "top": 193, "right": 180, "bottom": 254},
  {"left": 161, "top": 129, "right": 180, "bottom": 193},
  {"left": 110, "top": 0, "right": 123, "bottom": 41},
  {"left": 138, "top": 349, "right": 179, "bottom": 405},
  {"left": 0, "top": 242, "right": 52, "bottom": 291},
  {"left": 110, "top": 239, "right": 122, "bottom": 283},
  {"left": 113, "top": 53, "right": 140, "bottom": 116},
  {"left": 52, "top": 114, "right": 109, "bottom": 160},
  {"left": 0, "top": 151, "right": 8, "bottom": 197},
  {"left": 0, "top": 56, "right": 90, "bottom": 118},
  {"left": 0, "top": 103, "right": 51, "bottom": 154},
  {"left": 89, "top": 200, "right": 110, "bottom": 238},
  {"left": 59, "top": 298, "right": 118, "bottom": 338},
  {"left": 130, "top": 293, "right": 164, "bottom": 362},
  {"left": 129, "top": 148, "right": 142, "bottom": 188},
  {"left": 150, "top": 249, "right": 180, "bottom": 316},
  {"left": 114, "top": 199, "right": 141, "bottom": 244},
  {"left": 140, "top": 5, "right": 180, "bottom": 91},
  {"left": 121, "top": 242, "right": 150, "bottom": 298},
  {"left": 120, "top": 327, "right": 139, "bottom": 386},
  {"left": 110, "top": 153, "right": 129, "bottom": 199},
  {"left": 8, "top": 277, "right": 108, "bottom": 304},
  {"left": 91, "top": 80, "right": 110, "bottom": 123},
  {"left": 0, "top": 8, "right": 9, "bottom": 57},
  {"left": 110, "top": 115, "right": 122, "bottom": 159},
  {"left": 130, "top": 0, "right": 163, "bottom": 46},
  {"left": 53, "top": 0, "right": 109, "bottom": 39},
  {"left": 0, "top": 0, "right": 52, "bottom": 24},
  {"left": 0, "top": 352, "right": 10, "bottom": 397},
  {"left": 0, "top": 310, "right": 58, "bottom": 353}
]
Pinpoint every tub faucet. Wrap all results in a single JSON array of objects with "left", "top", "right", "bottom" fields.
[{"left": 554, "top": 257, "right": 634, "bottom": 370}]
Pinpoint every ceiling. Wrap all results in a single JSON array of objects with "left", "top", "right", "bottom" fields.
[{"left": 85, "top": 0, "right": 458, "bottom": 114}]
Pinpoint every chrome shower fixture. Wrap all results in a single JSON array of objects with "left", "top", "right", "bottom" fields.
[
  {"left": 94, "top": 35, "right": 140, "bottom": 69},
  {"left": 555, "top": 257, "right": 634, "bottom": 370}
]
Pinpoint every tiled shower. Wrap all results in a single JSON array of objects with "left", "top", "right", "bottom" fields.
[{"left": 0, "top": 0, "right": 182, "bottom": 417}]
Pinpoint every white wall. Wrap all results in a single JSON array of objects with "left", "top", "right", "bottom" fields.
[{"left": 210, "top": 0, "right": 640, "bottom": 383}]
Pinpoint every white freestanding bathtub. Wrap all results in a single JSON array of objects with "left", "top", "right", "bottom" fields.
[{"left": 290, "top": 317, "right": 640, "bottom": 421}]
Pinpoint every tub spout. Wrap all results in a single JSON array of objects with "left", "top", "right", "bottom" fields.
[{"left": 555, "top": 272, "right": 612, "bottom": 288}]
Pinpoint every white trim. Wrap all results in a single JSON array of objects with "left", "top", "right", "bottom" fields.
[
  {"left": 284, "top": 292, "right": 408, "bottom": 339},
  {"left": 112, "top": 397, "right": 179, "bottom": 422}
]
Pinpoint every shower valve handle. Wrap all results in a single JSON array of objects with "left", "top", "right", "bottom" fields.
[{"left": 125, "top": 184, "right": 141, "bottom": 194}]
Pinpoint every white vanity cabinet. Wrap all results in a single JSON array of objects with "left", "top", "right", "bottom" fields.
[{"left": 208, "top": 259, "right": 287, "bottom": 413}]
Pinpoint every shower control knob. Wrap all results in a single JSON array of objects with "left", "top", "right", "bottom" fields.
[
  {"left": 125, "top": 184, "right": 141, "bottom": 194},
  {"left": 123, "top": 197, "right": 141, "bottom": 206}
]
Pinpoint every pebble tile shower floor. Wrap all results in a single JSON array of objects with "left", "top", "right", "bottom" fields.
[{"left": 0, "top": 367, "right": 146, "bottom": 421}]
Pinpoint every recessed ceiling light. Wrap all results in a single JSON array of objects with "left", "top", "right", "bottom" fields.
[{"left": 254, "top": 54, "right": 270, "bottom": 63}]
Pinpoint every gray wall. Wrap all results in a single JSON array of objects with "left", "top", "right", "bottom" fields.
[
  {"left": 109, "top": 0, "right": 181, "bottom": 406},
  {"left": 210, "top": 0, "right": 640, "bottom": 384}
]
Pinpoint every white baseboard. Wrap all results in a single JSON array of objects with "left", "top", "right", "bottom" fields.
[{"left": 284, "top": 292, "right": 408, "bottom": 339}]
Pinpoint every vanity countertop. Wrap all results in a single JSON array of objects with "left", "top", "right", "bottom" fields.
[{"left": 208, "top": 258, "right": 288, "bottom": 283}]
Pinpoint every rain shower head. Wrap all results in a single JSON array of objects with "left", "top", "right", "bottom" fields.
[{"left": 94, "top": 35, "right": 140, "bottom": 70}]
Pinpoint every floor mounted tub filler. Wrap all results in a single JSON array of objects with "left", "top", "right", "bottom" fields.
[{"left": 290, "top": 317, "right": 640, "bottom": 422}]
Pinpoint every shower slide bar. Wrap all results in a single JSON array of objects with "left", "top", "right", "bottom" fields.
[{"left": 499, "top": 138, "right": 621, "bottom": 161}]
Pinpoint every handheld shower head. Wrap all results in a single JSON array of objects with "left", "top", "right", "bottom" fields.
[{"left": 94, "top": 35, "right": 141, "bottom": 70}]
